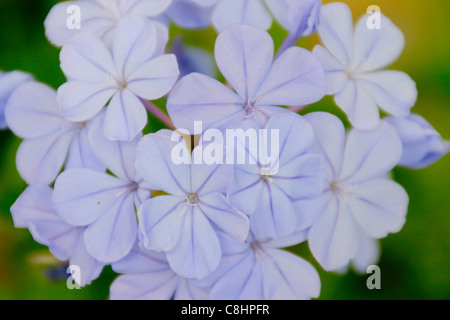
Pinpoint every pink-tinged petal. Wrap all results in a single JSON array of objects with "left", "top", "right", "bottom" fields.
[
  {"left": 57, "top": 81, "right": 117, "bottom": 122},
  {"left": 127, "top": 54, "right": 179, "bottom": 100},
  {"left": 334, "top": 79, "right": 380, "bottom": 130},
  {"left": 16, "top": 130, "right": 77, "bottom": 185},
  {"left": 113, "top": 17, "right": 157, "bottom": 79},
  {"left": 110, "top": 271, "right": 178, "bottom": 300},
  {"left": 250, "top": 183, "right": 297, "bottom": 240},
  {"left": 89, "top": 110, "right": 141, "bottom": 181},
  {"left": 103, "top": 89, "right": 147, "bottom": 141},
  {"left": 212, "top": 0, "right": 272, "bottom": 33},
  {"left": 339, "top": 121, "right": 403, "bottom": 183},
  {"left": 355, "top": 71, "right": 417, "bottom": 117},
  {"left": 84, "top": 192, "right": 137, "bottom": 263},
  {"left": 313, "top": 45, "right": 347, "bottom": 95},
  {"left": 65, "top": 125, "right": 106, "bottom": 172},
  {"left": 255, "top": 46, "right": 326, "bottom": 107},
  {"left": 263, "top": 248, "right": 321, "bottom": 300},
  {"left": 197, "top": 193, "right": 249, "bottom": 242},
  {"left": 167, "top": 72, "right": 243, "bottom": 132},
  {"left": 353, "top": 13, "right": 405, "bottom": 72},
  {"left": 317, "top": 2, "right": 354, "bottom": 68},
  {"left": 52, "top": 169, "right": 130, "bottom": 226},
  {"left": 60, "top": 33, "right": 117, "bottom": 82},
  {"left": 304, "top": 112, "right": 346, "bottom": 181},
  {"left": 138, "top": 196, "right": 188, "bottom": 252},
  {"left": 215, "top": 25, "right": 273, "bottom": 101},
  {"left": 5, "top": 82, "right": 70, "bottom": 139},
  {"left": 135, "top": 130, "right": 191, "bottom": 195},
  {"left": 44, "top": 1, "right": 105, "bottom": 47},
  {"left": 348, "top": 179, "right": 408, "bottom": 239},
  {"left": 166, "top": 206, "right": 221, "bottom": 279},
  {"left": 308, "top": 194, "right": 359, "bottom": 271}
]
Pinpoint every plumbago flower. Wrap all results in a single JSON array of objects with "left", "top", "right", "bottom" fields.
[
  {"left": 57, "top": 16, "right": 179, "bottom": 141},
  {"left": 44, "top": 0, "right": 172, "bottom": 47},
  {"left": 167, "top": 24, "right": 326, "bottom": 132},
  {"left": 164, "top": 0, "right": 218, "bottom": 29},
  {"left": 110, "top": 243, "right": 207, "bottom": 300},
  {"left": 5, "top": 82, "right": 104, "bottom": 185},
  {"left": 211, "top": 0, "right": 321, "bottom": 36},
  {"left": 313, "top": 2, "right": 417, "bottom": 130},
  {"left": 195, "top": 231, "right": 320, "bottom": 300},
  {"left": 295, "top": 112, "right": 409, "bottom": 271},
  {"left": 229, "top": 113, "right": 325, "bottom": 240},
  {"left": 52, "top": 111, "right": 151, "bottom": 263},
  {"left": 136, "top": 130, "right": 249, "bottom": 279},
  {"left": 0, "top": 70, "right": 33, "bottom": 129},
  {"left": 10, "top": 185, "right": 104, "bottom": 286},
  {"left": 386, "top": 114, "right": 449, "bottom": 169}
]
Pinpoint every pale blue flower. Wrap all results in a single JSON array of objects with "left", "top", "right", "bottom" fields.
[
  {"left": 57, "top": 16, "right": 179, "bottom": 141},
  {"left": 165, "top": 0, "right": 218, "bottom": 29},
  {"left": 110, "top": 243, "right": 207, "bottom": 300},
  {"left": 228, "top": 113, "right": 325, "bottom": 240},
  {"left": 196, "top": 231, "right": 320, "bottom": 300},
  {"left": 294, "top": 112, "right": 409, "bottom": 271},
  {"left": 0, "top": 70, "right": 33, "bottom": 129},
  {"left": 212, "top": 0, "right": 320, "bottom": 35},
  {"left": 386, "top": 114, "right": 449, "bottom": 169},
  {"left": 5, "top": 82, "right": 104, "bottom": 185},
  {"left": 11, "top": 185, "right": 104, "bottom": 286},
  {"left": 167, "top": 24, "right": 326, "bottom": 132},
  {"left": 136, "top": 130, "right": 249, "bottom": 279},
  {"left": 45, "top": 0, "right": 172, "bottom": 47},
  {"left": 313, "top": 2, "right": 417, "bottom": 130},
  {"left": 52, "top": 111, "right": 150, "bottom": 263}
]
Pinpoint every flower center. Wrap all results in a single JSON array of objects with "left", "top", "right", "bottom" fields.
[
  {"left": 187, "top": 193, "right": 199, "bottom": 205},
  {"left": 260, "top": 168, "right": 274, "bottom": 183}
]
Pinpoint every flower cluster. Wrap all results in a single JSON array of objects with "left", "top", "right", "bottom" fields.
[{"left": 3, "top": 0, "right": 448, "bottom": 299}]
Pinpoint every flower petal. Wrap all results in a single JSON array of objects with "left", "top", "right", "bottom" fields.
[
  {"left": 113, "top": 17, "right": 157, "bottom": 79},
  {"left": 84, "top": 192, "right": 137, "bottom": 263},
  {"left": 166, "top": 205, "right": 221, "bottom": 279},
  {"left": 355, "top": 71, "right": 417, "bottom": 117},
  {"left": 52, "top": 169, "right": 130, "bottom": 226},
  {"left": 103, "top": 89, "right": 148, "bottom": 141},
  {"left": 312, "top": 44, "right": 347, "bottom": 95},
  {"left": 353, "top": 13, "right": 405, "bottom": 72},
  {"left": 339, "top": 121, "right": 402, "bottom": 183},
  {"left": 348, "top": 179, "right": 408, "bottom": 239},
  {"left": 198, "top": 192, "right": 249, "bottom": 242},
  {"left": 110, "top": 271, "right": 178, "bottom": 300},
  {"left": 5, "top": 82, "right": 70, "bottom": 139},
  {"left": 167, "top": 72, "right": 243, "bottom": 132},
  {"left": 317, "top": 2, "right": 354, "bottom": 68},
  {"left": 212, "top": 0, "right": 272, "bottom": 33},
  {"left": 60, "top": 33, "right": 117, "bottom": 82},
  {"left": 138, "top": 196, "right": 187, "bottom": 252},
  {"left": 16, "top": 130, "right": 77, "bottom": 185},
  {"left": 255, "top": 46, "right": 326, "bottom": 107},
  {"left": 135, "top": 130, "right": 191, "bottom": 195},
  {"left": 57, "top": 81, "right": 117, "bottom": 122},
  {"left": 215, "top": 24, "right": 274, "bottom": 101},
  {"left": 308, "top": 193, "right": 359, "bottom": 271},
  {"left": 127, "top": 54, "right": 179, "bottom": 100}
]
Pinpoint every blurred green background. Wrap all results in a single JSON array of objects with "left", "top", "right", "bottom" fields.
[{"left": 0, "top": 0, "right": 448, "bottom": 299}]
